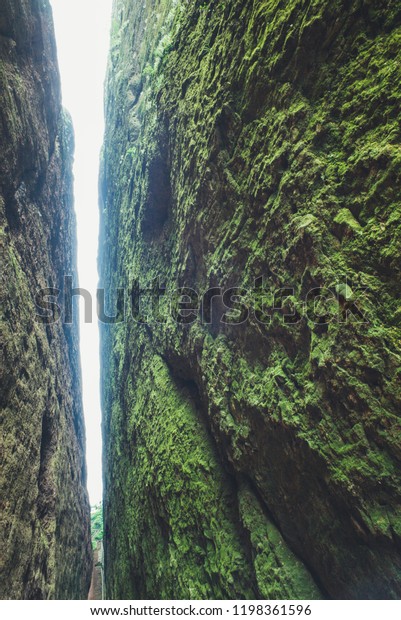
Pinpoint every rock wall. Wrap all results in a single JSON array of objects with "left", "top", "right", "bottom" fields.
[
  {"left": 0, "top": 0, "right": 92, "bottom": 599},
  {"left": 100, "top": 0, "right": 401, "bottom": 599}
]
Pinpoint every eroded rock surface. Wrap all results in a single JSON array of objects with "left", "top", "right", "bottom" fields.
[
  {"left": 100, "top": 0, "right": 401, "bottom": 599},
  {"left": 0, "top": 0, "right": 91, "bottom": 600}
]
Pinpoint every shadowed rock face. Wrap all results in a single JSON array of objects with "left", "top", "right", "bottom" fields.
[
  {"left": 100, "top": 0, "right": 401, "bottom": 599},
  {"left": 0, "top": 0, "right": 92, "bottom": 600}
]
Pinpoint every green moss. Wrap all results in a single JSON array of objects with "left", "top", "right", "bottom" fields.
[
  {"left": 238, "top": 482, "right": 321, "bottom": 600},
  {"left": 100, "top": 0, "right": 401, "bottom": 600}
]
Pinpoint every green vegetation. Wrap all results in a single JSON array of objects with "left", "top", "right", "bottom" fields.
[{"left": 91, "top": 504, "right": 104, "bottom": 550}]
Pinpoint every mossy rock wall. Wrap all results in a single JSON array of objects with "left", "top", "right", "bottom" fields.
[
  {"left": 100, "top": 0, "right": 401, "bottom": 599},
  {"left": 0, "top": 0, "right": 92, "bottom": 599}
]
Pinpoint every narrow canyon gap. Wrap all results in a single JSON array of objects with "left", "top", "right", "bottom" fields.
[
  {"left": 50, "top": 0, "right": 112, "bottom": 508},
  {"left": 99, "top": 0, "right": 401, "bottom": 599},
  {"left": 0, "top": 0, "right": 91, "bottom": 599}
]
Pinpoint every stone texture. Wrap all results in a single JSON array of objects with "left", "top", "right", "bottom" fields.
[
  {"left": 0, "top": 0, "right": 92, "bottom": 600},
  {"left": 100, "top": 0, "right": 401, "bottom": 599}
]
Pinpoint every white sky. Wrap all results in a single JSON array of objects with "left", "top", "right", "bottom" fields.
[{"left": 50, "top": 0, "right": 113, "bottom": 505}]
